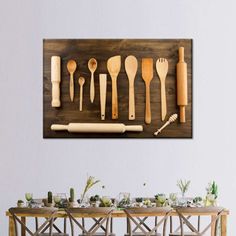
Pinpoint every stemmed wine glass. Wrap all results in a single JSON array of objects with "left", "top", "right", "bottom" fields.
[{"left": 25, "top": 193, "right": 33, "bottom": 207}]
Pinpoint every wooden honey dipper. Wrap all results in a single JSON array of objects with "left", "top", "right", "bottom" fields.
[{"left": 154, "top": 114, "right": 178, "bottom": 136}]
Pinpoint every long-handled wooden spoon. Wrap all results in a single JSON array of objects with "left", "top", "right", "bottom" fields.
[
  {"left": 156, "top": 58, "right": 168, "bottom": 121},
  {"left": 142, "top": 58, "right": 153, "bottom": 124},
  {"left": 107, "top": 55, "right": 121, "bottom": 119},
  {"left": 78, "top": 77, "right": 85, "bottom": 111},
  {"left": 67, "top": 60, "right": 77, "bottom": 102},
  {"left": 88, "top": 58, "right": 97, "bottom": 103},
  {"left": 125, "top": 55, "right": 138, "bottom": 120}
]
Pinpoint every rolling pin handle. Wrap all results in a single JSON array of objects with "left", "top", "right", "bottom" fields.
[
  {"left": 51, "top": 124, "right": 68, "bottom": 131},
  {"left": 179, "top": 47, "right": 185, "bottom": 62},
  {"left": 179, "top": 106, "right": 186, "bottom": 123},
  {"left": 125, "top": 125, "right": 143, "bottom": 132}
]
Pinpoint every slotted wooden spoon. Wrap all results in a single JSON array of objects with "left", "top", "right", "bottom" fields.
[
  {"left": 142, "top": 58, "right": 153, "bottom": 124},
  {"left": 156, "top": 58, "right": 168, "bottom": 121},
  {"left": 125, "top": 55, "right": 138, "bottom": 120},
  {"left": 107, "top": 55, "right": 121, "bottom": 119}
]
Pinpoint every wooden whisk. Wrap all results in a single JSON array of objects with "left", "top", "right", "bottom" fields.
[{"left": 154, "top": 114, "right": 178, "bottom": 136}]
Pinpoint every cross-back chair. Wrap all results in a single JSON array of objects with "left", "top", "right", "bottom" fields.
[
  {"left": 65, "top": 207, "right": 114, "bottom": 236},
  {"left": 9, "top": 207, "right": 69, "bottom": 236},
  {"left": 124, "top": 207, "right": 172, "bottom": 236},
  {"left": 169, "top": 207, "right": 224, "bottom": 236}
]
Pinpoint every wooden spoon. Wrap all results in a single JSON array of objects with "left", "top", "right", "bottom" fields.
[
  {"left": 78, "top": 77, "right": 85, "bottom": 111},
  {"left": 156, "top": 58, "right": 168, "bottom": 121},
  {"left": 142, "top": 58, "right": 153, "bottom": 124},
  {"left": 88, "top": 58, "right": 97, "bottom": 103},
  {"left": 107, "top": 55, "right": 121, "bottom": 119},
  {"left": 125, "top": 55, "right": 138, "bottom": 120},
  {"left": 67, "top": 60, "right": 77, "bottom": 102}
]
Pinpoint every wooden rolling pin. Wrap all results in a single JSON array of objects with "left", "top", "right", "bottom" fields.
[
  {"left": 177, "top": 47, "right": 188, "bottom": 123},
  {"left": 51, "top": 56, "right": 61, "bottom": 107},
  {"left": 51, "top": 123, "right": 143, "bottom": 133}
]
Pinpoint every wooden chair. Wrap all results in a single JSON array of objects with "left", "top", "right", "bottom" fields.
[
  {"left": 124, "top": 207, "right": 172, "bottom": 236},
  {"left": 169, "top": 207, "right": 224, "bottom": 236},
  {"left": 65, "top": 207, "right": 114, "bottom": 236},
  {"left": 9, "top": 207, "right": 69, "bottom": 236}
]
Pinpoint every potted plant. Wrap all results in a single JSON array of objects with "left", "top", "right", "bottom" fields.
[
  {"left": 204, "top": 181, "right": 218, "bottom": 206},
  {"left": 177, "top": 179, "right": 191, "bottom": 206},
  {"left": 17, "top": 200, "right": 24, "bottom": 208},
  {"left": 135, "top": 197, "right": 143, "bottom": 207},
  {"left": 99, "top": 196, "right": 112, "bottom": 207},
  {"left": 155, "top": 194, "right": 167, "bottom": 207},
  {"left": 68, "top": 188, "right": 78, "bottom": 208},
  {"left": 90, "top": 195, "right": 100, "bottom": 207},
  {"left": 46, "top": 191, "right": 55, "bottom": 207}
]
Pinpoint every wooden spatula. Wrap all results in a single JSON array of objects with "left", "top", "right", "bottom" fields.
[
  {"left": 125, "top": 55, "right": 138, "bottom": 120},
  {"left": 107, "top": 55, "right": 121, "bottom": 119},
  {"left": 142, "top": 58, "right": 153, "bottom": 124},
  {"left": 156, "top": 58, "right": 168, "bottom": 121}
]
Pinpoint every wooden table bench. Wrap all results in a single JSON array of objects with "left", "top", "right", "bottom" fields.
[{"left": 6, "top": 209, "right": 229, "bottom": 236}]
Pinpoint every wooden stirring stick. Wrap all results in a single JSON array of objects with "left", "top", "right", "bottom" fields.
[
  {"left": 142, "top": 58, "right": 153, "bottom": 124},
  {"left": 99, "top": 74, "right": 107, "bottom": 120}
]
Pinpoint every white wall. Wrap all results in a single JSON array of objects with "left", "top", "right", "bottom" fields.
[{"left": 0, "top": 0, "right": 235, "bottom": 235}]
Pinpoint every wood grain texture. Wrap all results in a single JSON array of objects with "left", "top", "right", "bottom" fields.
[{"left": 43, "top": 39, "right": 192, "bottom": 138}]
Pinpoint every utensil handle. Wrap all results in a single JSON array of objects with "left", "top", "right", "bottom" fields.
[
  {"left": 112, "top": 78, "right": 118, "bottom": 119},
  {"left": 161, "top": 81, "right": 167, "bottom": 121},
  {"left": 51, "top": 56, "right": 61, "bottom": 107},
  {"left": 90, "top": 72, "right": 95, "bottom": 103},
  {"left": 145, "top": 83, "right": 151, "bottom": 124},
  {"left": 51, "top": 124, "right": 68, "bottom": 131},
  {"left": 99, "top": 74, "right": 107, "bottom": 120},
  {"left": 129, "top": 82, "right": 135, "bottom": 120},
  {"left": 125, "top": 125, "right": 143, "bottom": 132},
  {"left": 70, "top": 74, "right": 74, "bottom": 102},
  {"left": 79, "top": 85, "right": 83, "bottom": 111}
]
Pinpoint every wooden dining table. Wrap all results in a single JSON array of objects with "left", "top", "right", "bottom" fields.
[{"left": 6, "top": 208, "right": 229, "bottom": 236}]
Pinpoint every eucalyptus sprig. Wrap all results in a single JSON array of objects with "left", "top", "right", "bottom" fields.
[
  {"left": 177, "top": 179, "right": 191, "bottom": 197},
  {"left": 81, "top": 176, "right": 100, "bottom": 202}
]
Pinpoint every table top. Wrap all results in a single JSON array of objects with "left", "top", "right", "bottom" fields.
[{"left": 6, "top": 208, "right": 229, "bottom": 218}]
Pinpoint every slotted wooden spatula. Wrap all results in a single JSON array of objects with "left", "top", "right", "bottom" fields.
[
  {"left": 125, "top": 55, "right": 138, "bottom": 120},
  {"left": 142, "top": 58, "right": 153, "bottom": 124},
  {"left": 156, "top": 58, "right": 168, "bottom": 121},
  {"left": 107, "top": 55, "right": 121, "bottom": 119}
]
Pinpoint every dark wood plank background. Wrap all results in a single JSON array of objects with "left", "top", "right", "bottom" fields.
[{"left": 43, "top": 39, "right": 192, "bottom": 138}]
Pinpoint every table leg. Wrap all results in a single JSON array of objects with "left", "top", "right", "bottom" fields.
[
  {"left": 9, "top": 216, "right": 15, "bottom": 236},
  {"left": 221, "top": 215, "right": 227, "bottom": 236},
  {"left": 21, "top": 217, "right": 26, "bottom": 236},
  {"left": 211, "top": 216, "right": 216, "bottom": 236}
]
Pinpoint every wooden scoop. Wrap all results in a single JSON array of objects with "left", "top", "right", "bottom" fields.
[
  {"left": 107, "top": 55, "right": 121, "bottom": 119},
  {"left": 88, "top": 58, "right": 97, "bottom": 103},
  {"left": 142, "top": 58, "right": 153, "bottom": 124},
  {"left": 156, "top": 58, "right": 168, "bottom": 121},
  {"left": 125, "top": 55, "right": 138, "bottom": 120},
  {"left": 67, "top": 60, "right": 77, "bottom": 102},
  {"left": 78, "top": 77, "right": 85, "bottom": 111}
]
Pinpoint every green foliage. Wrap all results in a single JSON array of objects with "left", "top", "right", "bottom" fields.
[
  {"left": 135, "top": 197, "right": 143, "bottom": 203},
  {"left": 69, "top": 188, "right": 75, "bottom": 202},
  {"left": 90, "top": 195, "right": 100, "bottom": 202},
  {"left": 17, "top": 200, "right": 24, "bottom": 204},
  {"left": 193, "top": 196, "right": 203, "bottom": 203},
  {"left": 48, "top": 191, "right": 53, "bottom": 204},
  {"left": 177, "top": 179, "right": 191, "bottom": 196}
]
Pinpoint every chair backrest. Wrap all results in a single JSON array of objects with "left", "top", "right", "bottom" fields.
[
  {"left": 175, "top": 207, "right": 224, "bottom": 236},
  {"left": 124, "top": 207, "right": 172, "bottom": 236},
  {"left": 9, "top": 207, "right": 58, "bottom": 236},
  {"left": 65, "top": 207, "right": 114, "bottom": 236}
]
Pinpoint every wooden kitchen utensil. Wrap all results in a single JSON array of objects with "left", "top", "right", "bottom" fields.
[
  {"left": 51, "top": 123, "right": 143, "bottom": 133},
  {"left": 107, "top": 55, "right": 121, "bottom": 119},
  {"left": 78, "top": 77, "right": 85, "bottom": 111},
  {"left": 88, "top": 58, "right": 97, "bottom": 103},
  {"left": 125, "top": 55, "right": 138, "bottom": 120},
  {"left": 142, "top": 58, "right": 153, "bottom": 124},
  {"left": 177, "top": 47, "right": 188, "bottom": 123},
  {"left": 51, "top": 56, "right": 61, "bottom": 107},
  {"left": 99, "top": 74, "right": 107, "bottom": 120},
  {"left": 67, "top": 60, "right": 77, "bottom": 102},
  {"left": 154, "top": 114, "right": 178, "bottom": 136},
  {"left": 156, "top": 58, "right": 168, "bottom": 121}
]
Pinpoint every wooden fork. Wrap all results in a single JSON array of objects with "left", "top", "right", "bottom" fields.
[{"left": 156, "top": 58, "right": 168, "bottom": 121}]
